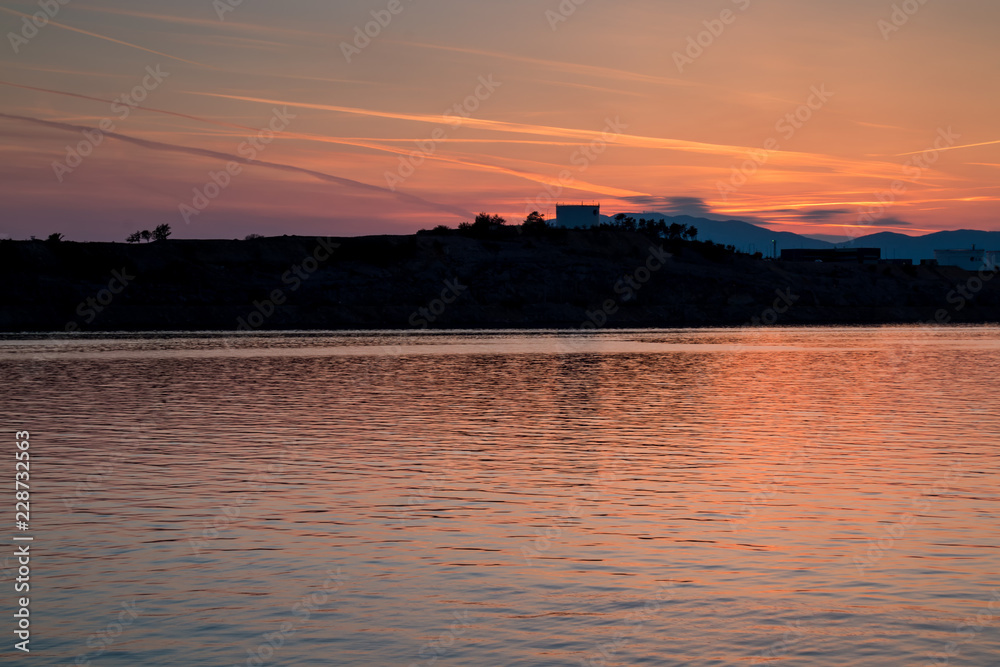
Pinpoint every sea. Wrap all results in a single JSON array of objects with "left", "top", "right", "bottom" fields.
[{"left": 1, "top": 326, "right": 998, "bottom": 666}]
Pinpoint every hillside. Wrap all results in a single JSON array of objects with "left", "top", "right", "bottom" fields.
[
  {"left": 1, "top": 230, "right": 999, "bottom": 332},
  {"left": 592, "top": 212, "right": 1000, "bottom": 261}
]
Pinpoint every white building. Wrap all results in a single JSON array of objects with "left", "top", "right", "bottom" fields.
[
  {"left": 555, "top": 203, "right": 600, "bottom": 229},
  {"left": 934, "top": 248, "right": 999, "bottom": 271}
]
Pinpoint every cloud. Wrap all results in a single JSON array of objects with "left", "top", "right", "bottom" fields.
[
  {"left": 392, "top": 41, "right": 704, "bottom": 91},
  {"left": 0, "top": 112, "right": 471, "bottom": 218},
  {"left": 0, "top": 80, "right": 261, "bottom": 132},
  {"left": 188, "top": 92, "right": 811, "bottom": 160},
  {"left": 868, "top": 217, "right": 913, "bottom": 227},
  {"left": 763, "top": 208, "right": 853, "bottom": 223},
  {"left": 183, "top": 95, "right": 912, "bottom": 187},
  {"left": 796, "top": 209, "right": 852, "bottom": 222},
  {"left": 621, "top": 196, "right": 716, "bottom": 218},
  {"left": 615, "top": 196, "right": 779, "bottom": 227},
  {"left": 70, "top": 4, "right": 319, "bottom": 39},
  {"left": 0, "top": 6, "right": 217, "bottom": 69},
  {"left": 854, "top": 121, "right": 914, "bottom": 132},
  {"left": 896, "top": 139, "right": 1000, "bottom": 156},
  {"left": 0, "top": 82, "right": 644, "bottom": 198}
]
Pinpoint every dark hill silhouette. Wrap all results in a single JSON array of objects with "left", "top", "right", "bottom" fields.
[
  {"left": 1, "top": 229, "right": 998, "bottom": 331},
  {"left": 579, "top": 212, "right": 1000, "bottom": 261}
]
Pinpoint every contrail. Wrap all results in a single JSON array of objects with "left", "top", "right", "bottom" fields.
[
  {"left": 390, "top": 40, "right": 703, "bottom": 90},
  {"left": 190, "top": 91, "right": 897, "bottom": 179},
  {"left": 193, "top": 91, "right": 748, "bottom": 155},
  {"left": 0, "top": 80, "right": 259, "bottom": 132},
  {"left": 0, "top": 112, "right": 472, "bottom": 218},
  {"left": 0, "top": 81, "right": 645, "bottom": 196},
  {"left": 896, "top": 139, "right": 1000, "bottom": 157},
  {"left": 69, "top": 4, "right": 320, "bottom": 39},
  {"left": 0, "top": 6, "right": 217, "bottom": 69}
]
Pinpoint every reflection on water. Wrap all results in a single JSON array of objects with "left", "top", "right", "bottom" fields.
[{"left": 2, "top": 327, "right": 999, "bottom": 665}]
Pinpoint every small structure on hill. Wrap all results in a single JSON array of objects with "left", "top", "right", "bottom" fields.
[
  {"left": 934, "top": 248, "right": 998, "bottom": 271},
  {"left": 555, "top": 203, "right": 600, "bottom": 229}
]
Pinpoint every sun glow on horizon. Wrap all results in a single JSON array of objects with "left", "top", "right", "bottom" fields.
[{"left": 0, "top": 0, "right": 997, "bottom": 240}]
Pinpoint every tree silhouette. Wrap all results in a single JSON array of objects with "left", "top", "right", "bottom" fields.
[
  {"left": 473, "top": 212, "right": 506, "bottom": 231},
  {"left": 522, "top": 211, "right": 547, "bottom": 233},
  {"left": 457, "top": 213, "right": 507, "bottom": 236},
  {"left": 611, "top": 213, "right": 637, "bottom": 231},
  {"left": 46, "top": 233, "right": 64, "bottom": 243},
  {"left": 126, "top": 231, "right": 142, "bottom": 243},
  {"left": 152, "top": 223, "right": 172, "bottom": 241},
  {"left": 140, "top": 230, "right": 153, "bottom": 243}
]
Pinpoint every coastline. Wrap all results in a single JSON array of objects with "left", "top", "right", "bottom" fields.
[{"left": 3, "top": 230, "right": 998, "bottom": 332}]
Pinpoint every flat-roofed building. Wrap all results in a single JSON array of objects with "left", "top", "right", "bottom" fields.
[
  {"left": 555, "top": 204, "right": 600, "bottom": 229},
  {"left": 934, "top": 248, "right": 998, "bottom": 271}
]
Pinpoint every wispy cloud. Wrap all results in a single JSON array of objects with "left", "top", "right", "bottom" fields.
[
  {"left": 0, "top": 81, "right": 643, "bottom": 197},
  {"left": 896, "top": 139, "right": 1000, "bottom": 156},
  {"left": 70, "top": 4, "right": 320, "bottom": 39},
  {"left": 1, "top": 63, "right": 134, "bottom": 79},
  {"left": 621, "top": 196, "right": 717, "bottom": 218},
  {"left": 854, "top": 121, "right": 914, "bottom": 132},
  {"left": 0, "top": 80, "right": 260, "bottom": 132},
  {"left": 189, "top": 91, "right": 865, "bottom": 167},
  {"left": 791, "top": 209, "right": 853, "bottom": 223},
  {"left": 392, "top": 41, "right": 705, "bottom": 90},
  {"left": 0, "top": 112, "right": 470, "bottom": 218},
  {"left": 867, "top": 216, "right": 913, "bottom": 228},
  {"left": 276, "top": 130, "right": 648, "bottom": 197},
  {"left": 0, "top": 6, "right": 218, "bottom": 69}
]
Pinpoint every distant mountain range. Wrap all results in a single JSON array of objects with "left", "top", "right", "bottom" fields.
[{"left": 578, "top": 213, "right": 1000, "bottom": 262}]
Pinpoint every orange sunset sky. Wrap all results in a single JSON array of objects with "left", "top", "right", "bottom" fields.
[{"left": 1, "top": 0, "right": 998, "bottom": 241}]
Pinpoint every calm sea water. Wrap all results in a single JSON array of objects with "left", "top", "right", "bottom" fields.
[{"left": 2, "top": 327, "right": 999, "bottom": 666}]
